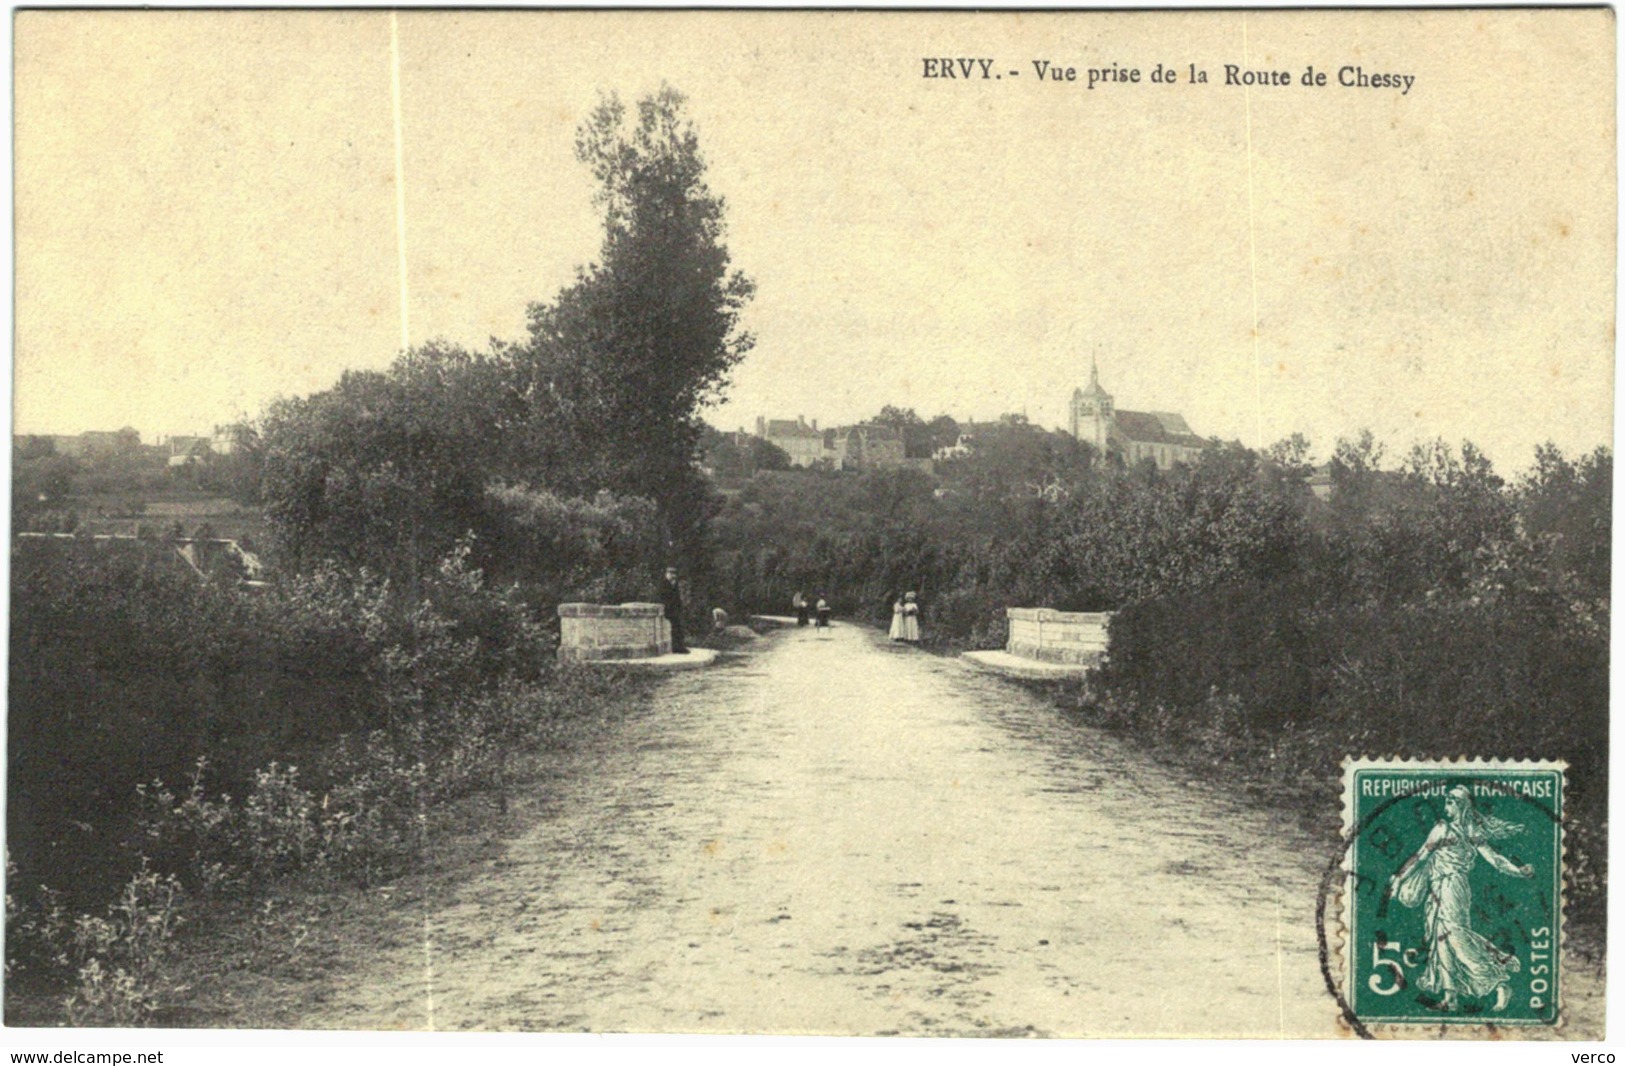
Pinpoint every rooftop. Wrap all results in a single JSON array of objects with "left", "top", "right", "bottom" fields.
[{"left": 1112, "top": 410, "right": 1208, "bottom": 447}]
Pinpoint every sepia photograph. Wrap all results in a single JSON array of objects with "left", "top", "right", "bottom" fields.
[{"left": 5, "top": 6, "right": 1614, "bottom": 1055}]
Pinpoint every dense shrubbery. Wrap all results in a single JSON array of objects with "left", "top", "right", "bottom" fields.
[
  {"left": 6, "top": 532, "right": 553, "bottom": 900},
  {"left": 483, "top": 484, "right": 662, "bottom": 607},
  {"left": 4, "top": 534, "right": 648, "bottom": 1017},
  {"left": 711, "top": 433, "right": 1307, "bottom": 627}
]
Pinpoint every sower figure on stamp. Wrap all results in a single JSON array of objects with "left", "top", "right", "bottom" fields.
[
  {"left": 1388, "top": 785, "right": 1533, "bottom": 1012},
  {"left": 660, "top": 566, "right": 689, "bottom": 654}
]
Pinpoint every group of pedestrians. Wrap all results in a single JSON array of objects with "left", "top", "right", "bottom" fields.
[
  {"left": 667, "top": 570, "right": 925, "bottom": 651},
  {"left": 664, "top": 567, "right": 853, "bottom": 654},
  {"left": 791, "top": 591, "right": 831, "bottom": 629},
  {"left": 786, "top": 588, "right": 922, "bottom": 645},
  {"left": 888, "top": 591, "right": 921, "bottom": 645}
]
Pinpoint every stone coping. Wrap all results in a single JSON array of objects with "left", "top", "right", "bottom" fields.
[
  {"left": 1005, "top": 607, "right": 1113, "bottom": 624},
  {"left": 558, "top": 602, "right": 666, "bottom": 619},
  {"left": 558, "top": 644, "right": 667, "bottom": 663},
  {"left": 582, "top": 648, "right": 719, "bottom": 671},
  {"left": 961, "top": 650, "right": 1091, "bottom": 681}
]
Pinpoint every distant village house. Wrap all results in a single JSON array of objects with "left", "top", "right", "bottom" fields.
[
  {"left": 754, "top": 416, "right": 826, "bottom": 467},
  {"left": 754, "top": 416, "right": 922, "bottom": 472},
  {"left": 19, "top": 424, "right": 245, "bottom": 467}
]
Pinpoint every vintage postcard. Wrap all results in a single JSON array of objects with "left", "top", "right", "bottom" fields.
[{"left": 7, "top": 7, "right": 1612, "bottom": 1056}]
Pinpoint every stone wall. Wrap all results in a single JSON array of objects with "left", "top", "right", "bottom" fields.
[
  {"left": 558, "top": 602, "right": 671, "bottom": 662},
  {"left": 1006, "top": 607, "right": 1111, "bottom": 666}
]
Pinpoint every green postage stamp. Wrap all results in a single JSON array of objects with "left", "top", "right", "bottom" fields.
[{"left": 1339, "top": 758, "right": 1565, "bottom": 1028}]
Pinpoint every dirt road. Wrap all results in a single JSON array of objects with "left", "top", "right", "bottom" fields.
[{"left": 299, "top": 624, "right": 1599, "bottom": 1036}]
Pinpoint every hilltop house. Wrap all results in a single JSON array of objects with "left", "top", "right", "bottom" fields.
[
  {"left": 834, "top": 424, "right": 907, "bottom": 470},
  {"left": 932, "top": 420, "right": 1005, "bottom": 462},
  {"left": 165, "top": 435, "right": 212, "bottom": 468},
  {"left": 754, "top": 416, "right": 920, "bottom": 471},
  {"left": 755, "top": 416, "right": 827, "bottom": 467}
]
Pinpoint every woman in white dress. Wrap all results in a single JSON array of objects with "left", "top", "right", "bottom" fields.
[
  {"left": 888, "top": 593, "right": 906, "bottom": 641},
  {"left": 901, "top": 591, "right": 921, "bottom": 644},
  {"left": 1389, "top": 785, "right": 1532, "bottom": 1012}
]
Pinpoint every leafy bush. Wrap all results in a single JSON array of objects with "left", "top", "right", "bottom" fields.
[
  {"left": 134, "top": 759, "right": 242, "bottom": 900},
  {"left": 483, "top": 484, "right": 661, "bottom": 605},
  {"left": 63, "top": 865, "right": 185, "bottom": 1027},
  {"left": 5, "top": 856, "right": 70, "bottom": 986},
  {"left": 242, "top": 764, "right": 319, "bottom": 876},
  {"left": 316, "top": 732, "right": 428, "bottom": 886}
]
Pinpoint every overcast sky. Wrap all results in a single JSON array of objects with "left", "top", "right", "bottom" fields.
[{"left": 14, "top": 9, "right": 1614, "bottom": 472}]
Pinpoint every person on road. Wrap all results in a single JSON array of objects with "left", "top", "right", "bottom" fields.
[
  {"left": 1388, "top": 784, "right": 1532, "bottom": 1012},
  {"left": 901, "top": 591, "right": 921, "bottom": 644},
  {"left": 815, "top": 594, "right": 831, "bottom": 629},
  {"left": 661, "top": 566, "right": 689, "bottom": 654},
  {"left": 888, "top": 593, "right": 906, "bottom": 642},
  {"left": 793, "top": 590, "right": 809, "bottom": 627}
]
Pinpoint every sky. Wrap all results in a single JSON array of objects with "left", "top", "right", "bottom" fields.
[{"left": 13, "top": 9, "right": 1616, "bottom": 473}]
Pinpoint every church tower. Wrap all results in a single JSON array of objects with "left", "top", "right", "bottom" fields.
[{"left": 1069, "top": 356, "right": 1114, "bottom": 453}]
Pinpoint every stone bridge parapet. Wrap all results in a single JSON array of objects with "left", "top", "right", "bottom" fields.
[
  {"left": 1006, "top": 607, "right": 1112, "bottom": 666},
  {"left": 558, "top": 602, "right": 671, "bottom": 662}
]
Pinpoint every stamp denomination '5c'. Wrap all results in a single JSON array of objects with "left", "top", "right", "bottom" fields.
[{"left": 1340, "top": 758, "right": 1564, "bottom": 1028}]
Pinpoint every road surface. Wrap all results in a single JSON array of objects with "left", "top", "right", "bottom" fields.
[{"left": 299, "top": 623, "right": 1597, "bottom": 1036}]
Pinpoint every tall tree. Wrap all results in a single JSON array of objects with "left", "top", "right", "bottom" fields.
[
  {"left": 870, "top": 405, "right": 934, "bottom": 458},
  {"left": 1515, "top": 443, "right": 1611, "bottom": 602},
  {"left": 520, "top": 85, "right": 754, "bottom": 564},
  {"left": 924, "top": 414, "right": 961, "bottom": 456},
  {"left": 257, "top": 343, "right": 501, "bottom": 578}
]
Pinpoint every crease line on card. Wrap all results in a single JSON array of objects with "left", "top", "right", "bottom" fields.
[
  {"left": 1275, "top": 889, "right": 1287, "bottom": 1038},
  {"left": 1241, "top": 12, "right": 1264, "bottom": 449},
  {"left": 391, "top": 10, "right": 434, "bottom": 1031},
  {"left": 391, "top": 9, "right": 412, "bottom": 353}
]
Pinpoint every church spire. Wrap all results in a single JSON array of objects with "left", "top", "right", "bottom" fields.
[
  {"left": 1070, "top": 351, "right": 1113, "bottom": 443},
  {"left": 1080, "top": 353, "right": 1110, "bottom": 400}
]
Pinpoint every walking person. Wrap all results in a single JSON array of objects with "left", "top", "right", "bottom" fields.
[
  {"left": 1388, "top": 785, "right": 1533, "bottom": 1012},
  {"left": 660, "top": 566, "right": 689, "bottom": 654},
  {"left": 901, "top": 591, "right": 921, "bottom": 645},
  {"left": 793, "top": 590, "right": 809, "bottom": 627},
  {"left": 888, "top": 592, "right": 906, "bottom": 642},
  {"left": 815, "top": 593, "right": 831, "bottom": 631}
]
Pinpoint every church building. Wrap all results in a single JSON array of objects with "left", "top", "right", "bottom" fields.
[{"left": 1069, "top": 360, "right": 1209, "bottom": 470}]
